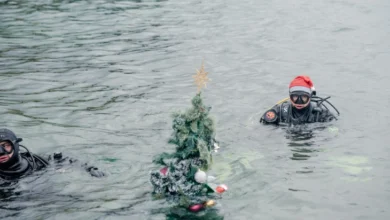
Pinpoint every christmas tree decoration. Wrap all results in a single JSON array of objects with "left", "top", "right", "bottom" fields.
[
  {"left": 150, "top": 62, "right": 227, "bottom": 213},
  {"left": 194, "top": 169, "right": 207, "bottom": 183},
  {"left": 160, "top": 167, "right": 168, "bottom": 176},
  {"left": 189, "top": 203, "right": 204, "bottom": 212},
  {"left": 193, "top": 61, "right": 210, "bottom": 92},
  {"left": 213, "top": 142, "right": 220, "bottom": 152},
  {"left": 215, "top": 184, "right": 228, "bottom": 194},
  {"left": 204, "top": 199, "right": 216, "bottom": 207}
]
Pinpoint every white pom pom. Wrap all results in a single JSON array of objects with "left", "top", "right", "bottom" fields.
[{"left": 194, "top": 170, "right": 207, "bottom": 183}]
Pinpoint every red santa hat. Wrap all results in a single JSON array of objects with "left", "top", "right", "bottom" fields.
[{"left": 289, "top": 75, "right": 315, "bottom": 94}]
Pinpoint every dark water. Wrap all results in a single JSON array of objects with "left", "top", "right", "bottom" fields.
[{"left": 1, "top": 0, "right": 390, "bottom": 219}]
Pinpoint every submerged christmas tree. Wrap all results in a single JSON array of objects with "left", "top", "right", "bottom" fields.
[{"left": 150, "top": 62, "right": 226, "bottom": 212}]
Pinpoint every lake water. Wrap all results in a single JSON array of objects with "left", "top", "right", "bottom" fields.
[{"left": 1, "top": 0, "right": 390, "bottom": 219}]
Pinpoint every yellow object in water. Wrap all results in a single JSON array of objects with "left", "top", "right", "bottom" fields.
[{"left": 204, "top": 200, "right": 216, "bottom": 207}]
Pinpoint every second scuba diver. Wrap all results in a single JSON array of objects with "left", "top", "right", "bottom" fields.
[
  {"left": 0, "top": 128, "right": 104, "bottom": 181},
  {"left": 260, "top": 75, "right": 339, "bottom": 125}
]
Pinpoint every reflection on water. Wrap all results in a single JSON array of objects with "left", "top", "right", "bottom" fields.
[
  {"left": 285, "top": 124, "right": 328, "bottom": 161},
  {"left": 153, "top": 205, "right": 224, "bottom": 220}
]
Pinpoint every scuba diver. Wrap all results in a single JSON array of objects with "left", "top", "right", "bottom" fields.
[
  {"left": 0, "top": 128, "right": 104, "bottom": 181},
  {"left": 260, "top": 75, "right": 340, "bottom": 125}
]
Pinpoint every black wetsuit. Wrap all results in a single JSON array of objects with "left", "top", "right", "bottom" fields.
[
  {"left": 0, "top": 151, "right": 104, "bottom": 181},
  {"left": 0, "top": 152, "right": 47, "bottom": 180},
  {"left": 260, "top": 99, "right": 337, "bottom": 125},
  {"left": 0, "top": 128, "right": 104, "bottom": 181}
]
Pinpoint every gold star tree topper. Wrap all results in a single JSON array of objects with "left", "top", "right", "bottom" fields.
[{"left": 193, "top": 62, "right": 210, "bottom": 93}]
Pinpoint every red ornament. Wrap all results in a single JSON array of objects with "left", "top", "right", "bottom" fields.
[
  {"left": 160, "top": 167, "right": 168, "bottom": 176},
  {"left": 215, "top": 184, "right": 228, "bottom": 193},
  {"left": 189, "top": 203, "right": 204, "bottom": 212}
]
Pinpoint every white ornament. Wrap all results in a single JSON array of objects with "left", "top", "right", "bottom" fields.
[
  {"left": 194, "top": 170, "right": 207, "bottom": 183},
  {"left": 214, "top": 142, "right": 220, "bottom": 152}
]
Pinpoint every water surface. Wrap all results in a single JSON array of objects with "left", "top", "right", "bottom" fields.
[{"left": 1, "top": 0, "right": 390, "bottom": 219}]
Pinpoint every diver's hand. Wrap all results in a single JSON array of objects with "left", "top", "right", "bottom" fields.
[{"left": 86, "top": 166, "right": 105, "bottom": 178}]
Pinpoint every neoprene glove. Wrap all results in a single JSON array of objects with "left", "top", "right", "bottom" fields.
[{"left": 86, "top": 166, "right": 105, "bottom": 178}]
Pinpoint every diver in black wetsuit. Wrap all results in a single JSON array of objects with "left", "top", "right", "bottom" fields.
[
  {"left": 260, "top": 75, "right": 339, "bottom": 125},
  {"left": 0, "top": 128, "right": 104, "bottom": 181}
]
